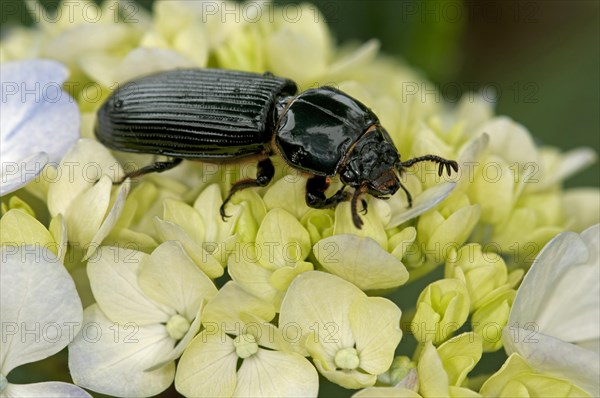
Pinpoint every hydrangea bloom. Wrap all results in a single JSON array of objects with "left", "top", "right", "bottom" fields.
[
  {"left": 0, "top": 1, "right": 598, "bottom": 397},
  {"left": 68, "top": 241, "right": 217, "bottom": 396}
]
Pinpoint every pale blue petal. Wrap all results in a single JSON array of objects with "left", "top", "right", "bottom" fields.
[
  {"left": 1, "top": 59, "right": 79, "bottom": 170},
  {"left": 0, "top": 152, "right": 48, "bottom": 196},
  {"left": 386, "top": 182, "right": 455, "bottom": 228}
]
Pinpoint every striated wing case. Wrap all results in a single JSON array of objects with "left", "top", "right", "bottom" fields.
[{"left": 95, "top": 69, "right": 297, "bottom": 160}]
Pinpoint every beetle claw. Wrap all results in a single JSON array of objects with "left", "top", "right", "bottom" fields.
[
  {"left": 450, "top": 160, "right": 459, "bottom": 173},
  {"left": 219, "top": 205, "right": 231, "bottom": 221},
  {"left": 360, "top": 199, "right": 368, "bottom": 215}
]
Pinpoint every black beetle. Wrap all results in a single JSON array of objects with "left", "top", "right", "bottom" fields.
[{"left": 96, "top": 68, "right": 458, "bottom": 228}]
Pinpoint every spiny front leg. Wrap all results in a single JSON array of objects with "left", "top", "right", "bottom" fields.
[
  {"left": 220, "top": 157, "right": 274, "bottom": 220},
  {"left": 400, "top": 155, "right": 458, "bottom": 176},
  {"left": 305, "top": 175, "right": 350, "bottom": 209}
]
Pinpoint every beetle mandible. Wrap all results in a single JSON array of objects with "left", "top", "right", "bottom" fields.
[{"left": 95, "top": 68, "right": 458, "bottom": 228}]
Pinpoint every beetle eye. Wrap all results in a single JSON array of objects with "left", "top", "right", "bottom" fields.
[{"left": 341, "top": 169, "right": 356, "bottom": 184}]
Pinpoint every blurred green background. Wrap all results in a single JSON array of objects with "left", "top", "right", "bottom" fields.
[
  {"left": 1, "top": 0, "right": 598, "bottom": 396},
  {"left": 2, "top": 0, "right": 598, "bottom": 187}
]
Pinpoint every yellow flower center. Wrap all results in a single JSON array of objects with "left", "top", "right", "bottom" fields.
[
  {"left": 334, "top": 347, "right": 360, "bottom": 370},
  {"left": 166, "top": 314, "right": 190, "bottom": 340},
  {"left": 233, "top": 334, "right": 259, "bottom": 359}
]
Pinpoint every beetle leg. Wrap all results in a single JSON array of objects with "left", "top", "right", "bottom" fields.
[
  {"left": 398, "top": 181, "right": 413, "bottom": 208},
  {"left": 400, "top": 155, "right": 459, "bottom": 177},
  {"left": 220, "top": 158, "right": 275, "bottom": 220},
  {"left": 350, "top": 187, "right": 367, "bottom": 229},
  {"left": 305, "top": 176, "right": 350, "bottom": 209},
  {"left": 114, "top": 158, "right": 183, "bottom": 184}
]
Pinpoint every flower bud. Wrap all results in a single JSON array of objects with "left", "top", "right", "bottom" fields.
[
  {"left": 411, "top": 279, "right": 470, "bottom": 344},
  {"left": 417, "top": 194, "right": 480, "bottom": 264},
  {"left": 445, "top": 244, "right": 511, "bottom": 311}
]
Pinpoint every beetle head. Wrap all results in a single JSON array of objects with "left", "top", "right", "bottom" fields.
[{"left": 340, "top": 125, "right": 401, "bottom": 198}]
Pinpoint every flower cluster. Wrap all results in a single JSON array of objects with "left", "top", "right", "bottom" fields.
[{"left": 1, "top": 1, "right": 598, "bottom": 397}]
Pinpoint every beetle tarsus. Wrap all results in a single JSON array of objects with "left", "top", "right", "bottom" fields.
[
  {"left": 400, "top": 155, "right": 458, "bottom": 177},
  {"left": 360, "top": 199, "right": 368, "bottom": 215},
  {"left": 113, "top": 158, "right": 183, "bottom": 184},
  {"left": 220, "top": 158, "right": 274, "bottom": 221},
  {"left": 398, "top": 181, "right": 413, "bottom": 208},
  {"left": 305, "top": 176, "right": 351, "bottom": 209}
]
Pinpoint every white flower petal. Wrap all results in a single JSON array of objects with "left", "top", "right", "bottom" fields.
[
  {"left": 138, "top": 241, "right": 217, "bottom": 320},
  {"left": 234, "top": 350, "right": 319, "bottom": 397},
  {"left": 115, "top": 47, "right": 195, "bottom": 84},
  {"left": 0, "top": 60, "right": 79, "bottom": 163},
  {"left": 49, "top": 214, "right": 68, "bottom": 263},
  {"left": 44, "top": 24, "right": 134, "bottom": 65},
  {"left": 256, "top": 208, "right": 311, "bottom": 269},
  {"left": 0, "top": 152, "right": 48, "bottom": 196},
  {"left": 153, "top": 217, "right": 224, "bottom": 278},
  {"left": 87, "top": 246, "right": 170, "bottom": 325},
  {"left": 266, "top": 6, "right": 331, "bottom": 84},
  {"left": 456, "top": 94, "right": 495, "bottom": 134},
  {"left": 349, "top": 297, "right": 402, "bottom": 375},
  {"left": 536, "top": 147, "right": 597, "bottom": 190},
  {"left": 194, "top": 184, "right": 238, "bottom": 245},
  {"left": 563, "top": 188, "right": 600, "bottom": 232},
  {"left": 509, "top": 225, "right": 599, "bottom": 343},
  {"left": 203, "top": 281, "right": 275, "bottom": 331},
  {"left": 146, "top": 303, "right": 204, "bottom": 372},
  {"left": 417, "top": 341, "right": 449, "bottom": 397},
  {"left": 0, "top": 246, "right": 82, "bottom": 374},
  {"left": 175, "top": 331, "right": 238, "bottom": 398},
  {"left": 326, "top": 39, "right": 380, "bottom": 80},
  {"left": 3, "top": 382, "right": 92, "bottom": 398},
  {"left": 263, "top": 175, "right": 311, "bottom": 220},
  {"left": 228, "top": 257, "right": 281, "bottom": 305},
  {"left": 47, "top": 139, "right": 123, "bottom": 217},
  {"left": 478, "top": 116, "right": 540, "bottom": 167},
  {"left": 502, "top": 328, "right": 599, "bottom": 397},
  {"left": 505, "top": 224, "right": 600, "bottom": 396},
  {"left": 386, "top": 183, "right": 455, "bottom": 229},
  {"left": 279, "top": 271, "right": 363, "bottom": 356},
  {"left": 64, "top": 174, "right": 112, "bottom": 247},
  {"left": 581, "top": 224, "right": 599, "bottom": 270},
  {"left": 454, "top": 133, "right": 489, "bottom": 192},
  {"left": 84, "top": 179, "right": 130, "bottom": 260},
  {"left": 68, "top": 305, "right": 175, "bottom": 397},
  {"left": 314, "top": 235, "right": 408, "bottom": 290}
]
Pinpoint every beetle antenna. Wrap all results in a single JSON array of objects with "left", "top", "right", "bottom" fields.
[{"left": 400, "top": 155, "right": 458, "bottom": 177}]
